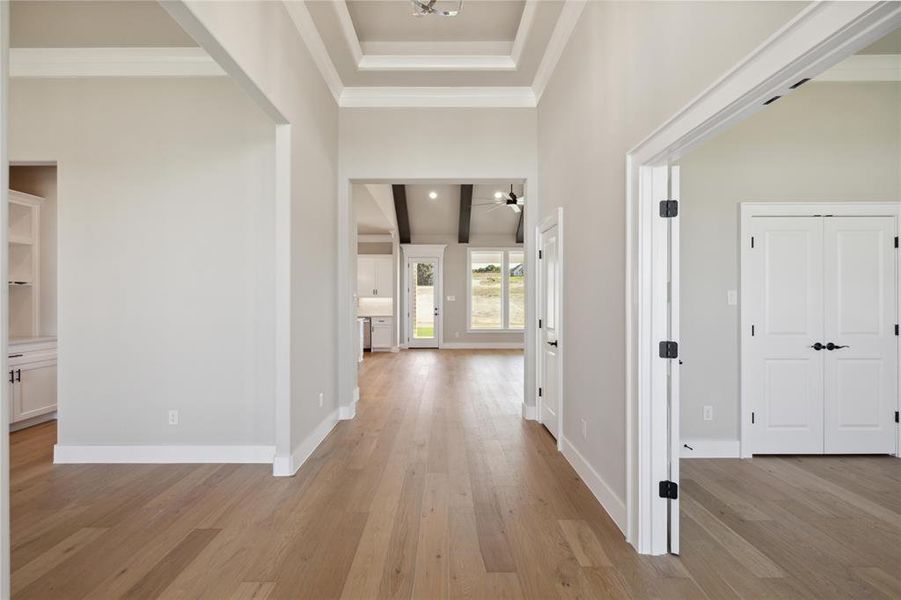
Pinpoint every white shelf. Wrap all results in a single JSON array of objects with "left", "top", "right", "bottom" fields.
[{"left": 8, "top": 190, "right": 41, "bottom": 339}]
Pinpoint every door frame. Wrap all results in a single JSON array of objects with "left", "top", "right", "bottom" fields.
[
  {"left": 739, "top": 202, "right": 900, "bottom": 458},
  {"left": 402, "top": 244, "right": 446, "bottom": 349},
  {"left": 536, "top": 208, "right": 564, "bottom": 451},
  {"left": 626, "top": 2, "right": 901, "bottom": 555}
]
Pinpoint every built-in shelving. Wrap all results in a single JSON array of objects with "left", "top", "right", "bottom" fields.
[{"left": 8, "top": 191, "right": 41, "bottom": 339}]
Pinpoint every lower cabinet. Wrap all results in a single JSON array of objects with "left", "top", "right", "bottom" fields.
[
  {"left": 11, "top": 362, "right": 57, "bottom": 422},
  {"left": 371, "top": 316, "right": 393, "bottom": 350}
]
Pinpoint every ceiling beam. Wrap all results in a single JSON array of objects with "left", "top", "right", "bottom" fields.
[
  {"left": 516, "top": 210, "right": 524, "bottom": 244},
  {"left": 392, "top": 185, "right": 411, "bottom": 244},
  {"left": 458, "top": 184, "right": 473, "bottom": 244}
]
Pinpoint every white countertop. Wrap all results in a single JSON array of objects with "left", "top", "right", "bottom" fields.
[{"left": 10, "top": 336, "right": 57, "bottom": 347}]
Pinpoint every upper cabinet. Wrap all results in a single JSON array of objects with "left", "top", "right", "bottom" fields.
[
  {"left": 9, "top": 191, "right": 42, "bottom": 339},
  {"left": 358, "top": 255, "right": 393, "bottom": 298}
]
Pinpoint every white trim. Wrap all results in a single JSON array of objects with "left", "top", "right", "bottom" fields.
[
  {"left": 273, "top": 408, "right": 340, "bottom": 476},
  {"left": 561, "top": 437, "right": 627, "bottom": 533},
  {"left": 358, "top": 233, "right": 394, "bottom": 243},
  {"left": 360, "top": 41, "right": 513, "bottom": 56},
  {"left": 334, "top": 0, "right": 364, "bottom": 67},
  {"left": 531, "top": 0, "right": 587, "bottom": 102},
  {"left": 738, "top": 201, "right": 901, "bottom": 459},
  {"left": 627, "top": 1, "right": 901, "bottom": 556},
  {"left": 439, "top": 342, "right": 524, "bottom": 350},
  {"left": 339, "top": 401, "right": 357, "bottom": 420},
  {"left": 522, "top": 403, "right": 536, "bottom": 420},
  {"left": 283, "top": 0, "right": 343, "bottom": 102},
  {"left": 816, "top": 53, "right": 901, "bottom": 81},
  {"left": 510, "top": 0, "right": 538, "bottom": 67},
  {"left": 274, "top": 125, "right": 293, "bottom": 469},
  {"left": 9, "top": 47, "right": 225, "bottom": 78},
  {"left": 680, "top": 439, "right": 740, "bottom": 459},
  {"left": 53, "top": 444, "right": 276, "bottom": 464},
  {"left": 339, "top": 87, "right": 536, "bottom": 108},
  {"left": 0, "top": 6, "right": 10, "bottom": 595},
  {"left": 358, "top": 55, "right": 516, "bottom": 72}
]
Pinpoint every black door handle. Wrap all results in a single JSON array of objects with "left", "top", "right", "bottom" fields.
[
  {"left": 16, "top": 369, "right": 21, "bottom": 382},
  {"left": 826, "top": 343, "right": 849, "bottom": 351},
  {"left": 8, "top": 370, "right": 13, "bottom": 384},
  {"left": 548, "top": 341, "right": 558, "bottom": 347},
  {"left": 810, "top": 342, "right": 824, "bottom": 351}
]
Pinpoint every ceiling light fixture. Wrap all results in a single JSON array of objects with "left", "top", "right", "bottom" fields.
[
  {"left": 411, "top": 0, "right": 462, "bottom": 17},
  {"left": 494, "top": 191, "right": 504, "bottom": 199},
  {"left": 428, "top": 191, "right": 438, "bottom": 199}
]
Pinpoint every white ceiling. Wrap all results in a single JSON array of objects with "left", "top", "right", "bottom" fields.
[
  {"left": 356, "top": 183, "right": 524, "bottom": 240},
  {"left": 347, "top": 1, "right": 525, "bottom": 43}
]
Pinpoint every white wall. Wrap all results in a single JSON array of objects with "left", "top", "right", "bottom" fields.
[
  {"left": 9, "top": 165, "right": 56, "bottom": 336},
  {"left": 168, "top": 1, "right": 340, "bottom": 470},
  {"left": 537, "top": 1, "right": 807, "bottom": 524},
  {"left": 679, "top": 81, "right": 901, "bottom": 442},
  {"left": 339, "top": 107, "right": 538, "bottom": 404},
  {"left": 10, "top": 78, "right": 276, "bottom": 446}
]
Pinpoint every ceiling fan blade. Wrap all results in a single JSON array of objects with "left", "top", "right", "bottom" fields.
[
  {"left": 511, "top": 205, "right": 522, "bottom": 213},
  {"left": 473, "top": 202, "right": 502, "bottom": 207},
  {"left": 484, "top": 204, "right": 506, "bottom": 214}
]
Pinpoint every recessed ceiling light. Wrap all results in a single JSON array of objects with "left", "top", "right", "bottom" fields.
[
  {"left": 494, "top": 191, "right": 504, "bottom": 199},
  {"left": 428, "top": 191, "right": 438, "bottom": 200}
]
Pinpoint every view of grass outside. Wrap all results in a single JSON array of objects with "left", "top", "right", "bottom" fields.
[
  {"left": 470, "top": 250, "right": 525, "bottom": 330},
  {"left": 413, "top": 262, "right": 435, "bottom": 339}
]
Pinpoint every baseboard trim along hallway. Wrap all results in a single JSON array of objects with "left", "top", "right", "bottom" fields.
[
  {"left": 53, "top": 444, "right": 276, "bottom": 464},
  {"left": 273, "top": 407, "right": 340, "bottom": 476},
  {"left": 680, "top": 438, "right": 741, "bottom": 458},
  {"left": 561, "top": 436, "right": 627, "bottom": 533}
]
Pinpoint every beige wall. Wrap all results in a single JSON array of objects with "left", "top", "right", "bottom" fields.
[
  {"left": 9, "top": 165, "right": 56, "bottom": 336},
  {"left": 537, "top": 1, "right": 806, "bottom": 512},
  {"left": 357, "top": 242, "right": 392, "bottom": 255},
  {"left": 10, "top": 78, "right": 276, "bottom": 446},
  {"left": 679, "top": 81, "right": 901, "bottom": 442}
]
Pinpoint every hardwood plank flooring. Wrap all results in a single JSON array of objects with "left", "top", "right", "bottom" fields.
[{"left": 9, "top": 349, "right": 901, "bottom": 598}]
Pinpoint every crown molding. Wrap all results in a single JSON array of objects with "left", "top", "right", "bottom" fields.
[
  {"left": 511, "top": 0, "right": 538, "bottom": 67},
  {"left": 9, "top": 47, "right": 225, "bottom": 78},
  {"left": 339, "top": 86, "right": 536, "bottom": 108},
  {"left": 358, "top": 54, "right": 516, "bottom": 72},
  {"left": 283, "top": 0, "right": 344, "bottom": 102},
  {"left": 334, "top": 0, "right": 364, "bottom": 66},
  {"left": 816, "top": 53, "right": 901, "bottom": 81},
  {"left": 360, "top": 40, "right": 513, "bottom": 56},
  {"left": 532, "top": 0, "right": 587, "bottom": 102}
]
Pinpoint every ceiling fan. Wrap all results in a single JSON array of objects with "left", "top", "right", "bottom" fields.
[
  {"left": 473, "top": 185, "right": 524, "bottom": 214},
  {"left": 411, "top": 0, "right": 463, "bottom": 17}
]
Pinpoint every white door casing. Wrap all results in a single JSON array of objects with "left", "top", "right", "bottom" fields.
[
  {"left": 824, "top": 216, "right": 897, "bottom": 454},
  {"left": 537, "top": 209, "right": 563, "bottom": 444},
  {"left": 403, "top": 245, "right": 446, "bottom": 350},
  {"left": 746, "top": 216, "right": 826, "bottom": 454}
]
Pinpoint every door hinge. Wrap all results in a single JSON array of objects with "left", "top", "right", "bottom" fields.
[
  {"left": 658, "top": 480, "right": 678, "bottom": 499},
  {"left": 895, "top": 324, "right": 899, "bottom": 336},
  {"left": 538, "top": 250, "right": 543, "bottom": 259},
  {"left": 895, "top": 236, "right": 899, "bottom": 249},
  {"left": 750, "top": 236, "right": 755, "bottom": 249},
  {"left": 659, "top": 200, "right": 678, "bottom": 218},
  {"left": 538, "top": 319, "right": 543, "bottom": 329},
  {"left": 751, "top": 411, "right": 756, "bottom": 424},
  {"left": 658, "top": 341, "right": 678, "bottom": 359},
  {"left": 538, "top": 387, "right": 543, "bottom": 398},
  {"left": 751, "top": 324, "right": 756, "bottom": 337},
  {"left": 895, "top": 411, "right": 899, "bottom": 424}
]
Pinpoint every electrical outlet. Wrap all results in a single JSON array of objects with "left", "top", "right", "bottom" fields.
[
  {"left": 318, "top": 392, "right": 324, "bottom": 408},
  {"left": 703, "top": 405, "right": 713, "bottom": 421},
  {"left": 581, "top": 418, "right": 588, "bottom": 440},
  {"left": 168, "top": 410, "right": 179, "bottom": 425},
  {"left": 727, "top": 290, "right": 738, "bottom": 306},
  {"left": 447, "top": 295, "right": 456, "bottom": 301}
]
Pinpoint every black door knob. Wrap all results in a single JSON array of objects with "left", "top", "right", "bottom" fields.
[
  {"left": 826, "top": 343, "right": 849, "bottom": 351},
  {"left": 811, "top": 342, "right": 824, "bottom": 351},
  {"left": 548, "top": 340, "right": 558, "bottom": 347}
]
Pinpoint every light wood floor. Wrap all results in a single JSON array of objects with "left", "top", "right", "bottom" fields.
[{"left": 9, "top": 349, "right": 901, "bottom": 599}]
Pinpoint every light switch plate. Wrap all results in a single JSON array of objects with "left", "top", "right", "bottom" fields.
[
  {"left": 727, "top": 290, "right": 738, "bottom": 306},
  {"left": 447, "top": 295, "right": 456, "bottom": 301}
]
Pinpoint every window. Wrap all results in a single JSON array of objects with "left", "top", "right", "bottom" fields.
[{"left": 468, "top": 248, "right": 525, "bottom": 331}]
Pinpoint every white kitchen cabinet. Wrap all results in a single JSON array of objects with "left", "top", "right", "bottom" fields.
[
  {"left": 8, "top": 338, "right": 57, "bottom": 428},
  {"left": 371, "top": 316, "right": 393, "bottom": 350},
  {"left": 357, "top": 255, "right": 393, "bottom": 298}
]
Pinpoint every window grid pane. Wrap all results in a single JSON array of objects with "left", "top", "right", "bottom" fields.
[
  {"left": 470, "top": 251, "right": 504, "bottom": 329},
  {"left": 508, "top": 251, "right": 525, "bottom": 329}
]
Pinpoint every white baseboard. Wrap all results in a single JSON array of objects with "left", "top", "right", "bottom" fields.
[
  {"left": 522, "top": 403, "right": 536, "bottom": 420},
  {"left": 10, "top": 411, "right": 57, "bottom": 432},
  {"left": 54, "top": 443, "right": 276, "bottom": 465},
  {"left": 353, "top": 386, "right": 360, "bottom": 402},
  {"left": 561, "top": 437, "right": 627, "bottom": 534},
  {"left": 439, "top": 342, "right": 524, "bottom": 349},
  {"left": 339, "top": 401, "right": 357, "bottom": 420},
  {"left": 272, "top": 408, "right": 340, "bottom": 476},
  {"left": 681, "top": 439, "right": 740, "bottom": 458}
]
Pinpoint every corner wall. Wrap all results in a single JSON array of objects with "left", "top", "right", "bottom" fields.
[{"left": 536, "top": 0, "right": 807, "bottom": 527}]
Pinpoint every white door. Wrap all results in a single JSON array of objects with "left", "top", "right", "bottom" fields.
[
  {"left": 357, "top": 256, "right": 377, "bottom": 297},
  {"left": 747, "top": 217, "right": 826, "bottom": 454},
  {"left": 538, "top": 216, "right": 561, "bottom": 440},
  {"left": 407, "top": 258, "right": 440, "bottom": 348},
  {"left": 824, "top": 217, "right": 897, "bottom": 454}
]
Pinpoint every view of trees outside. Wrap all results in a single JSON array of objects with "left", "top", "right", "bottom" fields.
[
  {"left": 470, "top": 250, "right": 524, "bottom": 330},
  {"left": 508, "top": 251, "right": 525, "bottom": 328},
  {"left": 414, "top": 262, "right": 435, "bottom": 338}
]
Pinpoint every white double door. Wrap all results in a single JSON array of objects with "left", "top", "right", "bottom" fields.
[{"left": 747, "top": 216, "right": 898, "bottom": 455}]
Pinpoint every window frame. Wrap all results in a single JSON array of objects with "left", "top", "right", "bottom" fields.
[{"left": 466, "top": 247, "right": 525, "bottom": 333}]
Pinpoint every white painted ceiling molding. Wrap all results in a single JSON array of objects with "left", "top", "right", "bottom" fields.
[
  {"left": 9, "top": 47, "right": 225, "bottom": 78},
  {"left": 816, "top": 53, "right": 901, "bottom": 81},
  {"left": 339, "top": 86, "right": 537, "bottom": 108},
  {"left": 283, "top": 0, "right": 344, "bottom": 102},
  {"left": 358, "top": 233, "right": 395, "bottom": 242},
  {"left": 358, "top": 54, "right": 516, "bottom": 72},
  {"left": 532, "top": 0, "right": 587, "bottom": 102}
]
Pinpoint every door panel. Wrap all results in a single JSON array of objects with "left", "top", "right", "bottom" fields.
[
  {"left": 16, "top": 363, "right": 57, "bottom": 421},
  {"left": 539, "top": 224, "right": 560, "bottom": 439},
  {"left": 824, "top": 217, "right": 896, "bottom": 453},
  {"left": 357, "top": 256, "right": 376, "bottom": 297},
  {"left": 748, "top": 217, "right": 824, "bottom": 454},
  {"left": 408, "top": 259, "right": 439, "bottom": 348}
]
